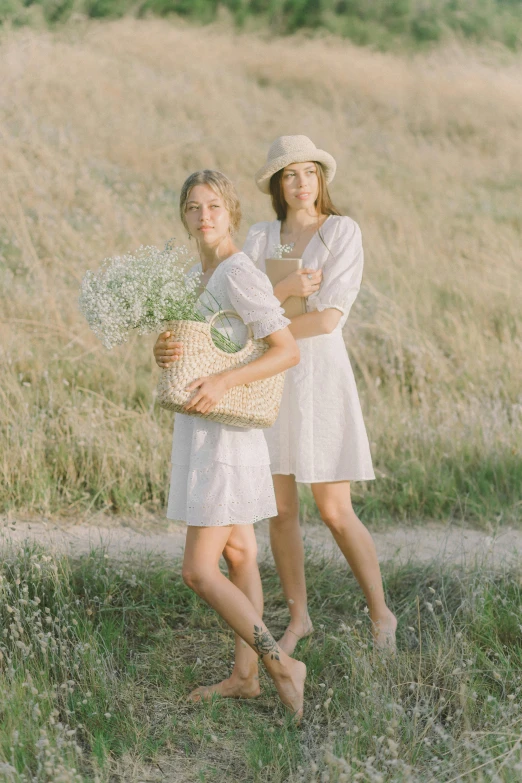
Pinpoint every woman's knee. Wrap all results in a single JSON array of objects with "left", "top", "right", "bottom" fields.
[
  {"left": 319, "top": 504, "right": 352, "bottom": 535},
  {"left": 223, "top": 539, "right": 258, "bottom": 573},
  {"left": 273, "top": 498, "right": 299, "bottom": 525},
  {"left": 182, "top": 563, "right": 214, "bottom": 596}
]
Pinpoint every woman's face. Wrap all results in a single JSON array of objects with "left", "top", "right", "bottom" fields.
[
  {"left": 281, "top": 161, "right": 319, "bottom": 211},
  {"left": 184, "top": 184, "right": 231, "bottom": 246}
]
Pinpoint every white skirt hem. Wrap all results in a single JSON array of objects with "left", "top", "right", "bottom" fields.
[
  {"left": 271, "top": 470, "right": 376, "bottom": 483},
  {"left": 165, "top": 513, "right": 270, "bottom": 527}
]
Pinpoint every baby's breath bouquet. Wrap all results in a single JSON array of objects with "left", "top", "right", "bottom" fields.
[{"left": 79, "top": 240, "right": 239, "bottom": 352}]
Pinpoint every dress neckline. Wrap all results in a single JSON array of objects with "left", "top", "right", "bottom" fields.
[
  {"left": 194, "top": 251, "right": 243, "bottom": 288},
  {"left": 277, "top": 214, "right": 333, "bottom": 260}
]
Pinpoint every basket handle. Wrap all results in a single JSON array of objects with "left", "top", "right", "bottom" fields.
[{"left": 208, "top": 309, "right": 254, "bottom": 341}]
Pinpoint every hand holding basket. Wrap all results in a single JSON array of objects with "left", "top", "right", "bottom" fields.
[{"left": 156, "top": 311, "right": 285, "bottom": 429}]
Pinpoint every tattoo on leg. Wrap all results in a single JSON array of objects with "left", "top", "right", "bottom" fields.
[{"left": 253, "top": 625, "right": 280, "bottom": 661}]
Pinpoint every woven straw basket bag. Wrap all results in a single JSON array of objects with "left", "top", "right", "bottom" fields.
[{"left": 156, "top": 310, "right": 286, "bottom": 428}]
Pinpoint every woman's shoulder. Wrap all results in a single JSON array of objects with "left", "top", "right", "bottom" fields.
[
  {"left": 243, "top": 223, "right": 275, "bottom": 266},
  {"left": 223, "top": 251, "right": 258, "bottom": 274},
  {"left": 327, "top": 214, "right": 361, "bottom": 236},
  {"left": 224, "top": 252, "right": 271, "bottom": 285},
  {"left": 246, "top": 220, "right": 273, "bottom": 238}
]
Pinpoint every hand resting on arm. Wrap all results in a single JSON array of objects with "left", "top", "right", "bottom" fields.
[
  {"left": 272, "top": 267, "right": 342, "bottom": 339},
  {"left": 153, "top": 327, "right": 299, "bottom": 415}
]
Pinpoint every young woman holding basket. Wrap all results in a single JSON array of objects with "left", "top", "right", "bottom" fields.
[
  {"left": 161, "top": 168, "right": 305, "bottom": 717},
  {"left": 155, "top": 138, "right": 396, "bottom": 701}
]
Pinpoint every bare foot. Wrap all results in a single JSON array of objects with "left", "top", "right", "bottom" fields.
[
  {"left": 371, "top": 609, "right": 397, "bottom": 653},
  {"left": 278, "top": 621, "right": 314, "bottom": 656},
  {"left": 272, "top": 659, "right": 307, "bottom": 723},
  {"left": 188, "top": 675, "right": 261, "bottom": 702}
]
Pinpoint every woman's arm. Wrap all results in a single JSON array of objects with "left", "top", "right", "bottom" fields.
[
  {"left": 287, "top": 308, "right": 342, "bottom": 339},
  {"left": 272, "top": 269, "right": 332, "bottom": 337},
  {"left": 273, "top": 268, "right": 322, "bottom": 303},
  {"left": 284, "top": 218, "right": 363, "bottom": 339},
  {"left": 184, "top": 328, "right": 299, "bottom": 415}
]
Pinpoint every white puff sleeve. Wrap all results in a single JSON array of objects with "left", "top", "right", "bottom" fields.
[
  {"left": 307, "top": 217, "right": 364, "bottom": 317},
  {"left": 225, "top": 253, "right": 290, "bottom": 339},
  {"left": 242, "top": 222, "right": 270, "bottom": 272}
]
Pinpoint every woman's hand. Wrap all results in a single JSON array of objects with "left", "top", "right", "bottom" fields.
[
  {"left": 153, "top": 332, "right": 184, "bottom": 368},
  {"left": 274, "top": 268, "right": 322, "bottom": 302},
  {"left": 183, "top": 374, "right": 230, "bottom": 415}
]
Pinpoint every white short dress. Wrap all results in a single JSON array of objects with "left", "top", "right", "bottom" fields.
[
  {"left": 243, "top": 215, "right": 375, "bottom": 483},
  {"left": 166, "top": 252, "right": 290, "bottom": 526}
]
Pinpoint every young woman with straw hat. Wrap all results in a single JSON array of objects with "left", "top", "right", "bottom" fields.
[
  {"left": 238, "top": 135, "right": 397, "bottom": 658},
  {"left": 158, "top": 169, "right": 306, "bottom": 716}
]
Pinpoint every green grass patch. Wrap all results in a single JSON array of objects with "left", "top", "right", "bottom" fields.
[
  {"left": 2, "top": 0, "right": 522, "bottom": 51},
  {"left": 0, "top": 543, "right": 521, "bottom": 781}
]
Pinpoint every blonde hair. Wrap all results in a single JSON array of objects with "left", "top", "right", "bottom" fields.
[{"left": 179, "top": 170, "right": 242, "bottom": 235}]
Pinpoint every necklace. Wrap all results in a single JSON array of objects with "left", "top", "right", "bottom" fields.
[{"left": 280, "top": 215, "right": 327, "bottom": 254}]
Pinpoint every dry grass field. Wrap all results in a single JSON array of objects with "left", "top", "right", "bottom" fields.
[
  {"left": 1, "top": 20, "right": 522, "bottom": 780},
  {"left": 1, "top": 18, "right": 521, "bottom": 523}
]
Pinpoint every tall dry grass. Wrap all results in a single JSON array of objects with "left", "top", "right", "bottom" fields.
[{"left": 1, "top": 19, "right": 521, "bottom": 522}]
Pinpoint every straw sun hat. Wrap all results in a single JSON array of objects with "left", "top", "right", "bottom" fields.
[{"left": 255, "top": 135, "right": 337, "bottom": 194}]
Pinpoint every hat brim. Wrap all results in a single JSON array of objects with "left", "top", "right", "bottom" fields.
[{"left": 255, "top": 150, "right": 337, "bottom": 194}]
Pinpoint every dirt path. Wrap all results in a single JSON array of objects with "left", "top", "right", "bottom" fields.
[{"left": 1, "top": 515, "right": 521, "bottom": 566}]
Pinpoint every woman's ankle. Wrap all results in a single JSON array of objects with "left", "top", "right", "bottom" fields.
[
  {"left": 286, "top": 610, "right": 313, "bottom": 633},
  {"left": 231, "top": 663, "right": 259, "bottom": 683},
  {"left": 369, "top": 606, "right": 396, "bottom": 625}
]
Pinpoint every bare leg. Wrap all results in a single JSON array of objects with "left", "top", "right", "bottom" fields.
[
  {"left": 269, "top": 475, "right": 313, "bottom": 655},
  {"left": 311, "top": 481, "right": 397, "bottom": 651},
  {"left": 182, "top": 525, "right": 306, "bottom": 718},
  {"left": 189, "top": 525, "right": 261, "bottom": 701}
]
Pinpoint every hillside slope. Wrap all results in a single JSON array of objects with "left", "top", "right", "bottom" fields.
[{"left": 1, "top": 20, "right": 521, "bottom": 521}]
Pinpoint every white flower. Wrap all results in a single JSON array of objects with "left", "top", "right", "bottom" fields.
[
  {"left": 79, "top": 240, "right": 240, "bottom": 353},
  {"left": 271, "top": 242, "right": 295, "bottom": 259},
  {"left": 79, "top": 241, "right": 199, "bottom": 349}
]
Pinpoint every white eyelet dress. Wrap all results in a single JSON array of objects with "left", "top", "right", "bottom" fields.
[
  {"left": 243, "top": 215, "right": 375, "bottom": 483},
  {"left": 166, "top": 252, "right": 290, "bottom": 526}
]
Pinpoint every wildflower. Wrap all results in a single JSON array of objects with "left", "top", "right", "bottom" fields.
[
  {"left": 79, "top": 240, "right": 241, "bottom": 353},
  {"left": 272, "top": 243, "right": 295, "bottom": 259}
]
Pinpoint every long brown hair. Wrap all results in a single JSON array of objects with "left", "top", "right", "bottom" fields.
[{"left": 268, "top": 162, "right": 342, "bottom": 222}]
